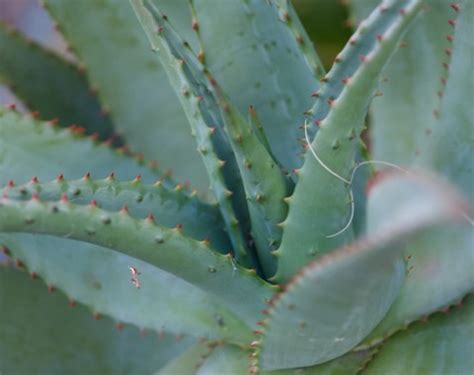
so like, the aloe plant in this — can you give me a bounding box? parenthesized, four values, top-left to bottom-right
(0, 0, 472, 373)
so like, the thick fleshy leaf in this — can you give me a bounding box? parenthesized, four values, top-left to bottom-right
(272, 0, 326, 79)
(197, 345, 249, 375)
(350, 0, 454, 166)
(258, 172, 466, 370)
(0, 24, 117, 141)
(157, 342, 213, 374)
(2, 176, 230, 252)
(131, 0, 252, 265)
(417, 0, 474, 202)
(362, 221, 474, 345)
(263, 349, 376, 375)
(363, 294, 474, 375)
(0, 109, 251, 341)
(0, 196, 276, 328)
(0, 265, 194, 374)
(1, 236, 249, 343)
(0, 107, 165, 184)
(274, 0, 422, 282)
(192, 0, 319, 174)
(43, 0, 209, 190)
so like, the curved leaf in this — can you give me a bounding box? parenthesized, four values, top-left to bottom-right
(43, 0, 209, 189)
(0, 196, 276, 327)
(258, 172, 466, 370)
(0, 265, 194, 374)
(0, 23, 117, 141)
(363, 294, 474, 375)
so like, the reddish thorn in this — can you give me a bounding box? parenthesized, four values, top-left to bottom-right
(69, 299, 76, 308)
(342, 77, 351, 85)
(89, 133, 99, 141)
(83, 172, 91, 180)
(311, 91, 320, 97)
(120, 204, 129, 214)
(48, 118, 59, 126)
(447, 35, 454, 42)
(156, 26, 163, 34)
(448, 19, 456, 26)
(94, 313, 101, 320)
(146, 213, 155, 223)
(56, 173, 64, 182)
(376, 34, 383, 42)
(15, 259, 24, 268)
(192, 19, 199, 31)
(314, 119, 321, 126)
(399, 8, 406, 15)
(450, 3, 460, 12)
(445, 48, 452, 56)
(48, 285, 56, 293)
(31, 176, 39, 184)
(261, 309, 270, 315)
(256, 321, 266, 326)
(90, 199, 98, 207)
(104, 138, 114, 147)
(359, 54, 367, 62)
(116, 322, 124, 330)
(327, 98, 335, 106)
(442, 62, 449, 70)
(7, 180, 14, 188)
(30, 271, 37, 279)
(107, 172, 115, 180)
(441, 77, 447, 85)
(334, 56, 342, 63)
(1, 246, 10, 255)
(253, 330, 264, 335)
(31, 111, 40, 118)
(175, 223, 183, 230)
(60, 193, 69, 203)
(8, 103, 16, 110)
(349, 38, 357, 45)
(133, 175, 141, 183)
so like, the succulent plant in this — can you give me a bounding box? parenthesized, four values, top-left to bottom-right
(0, 0, 472, 373)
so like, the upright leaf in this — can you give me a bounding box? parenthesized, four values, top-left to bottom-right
(192, 0, 320, 173)
(274, 0, 422, 282)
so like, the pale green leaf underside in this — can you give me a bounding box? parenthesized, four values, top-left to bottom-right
(0, 265, 194, 374)
(0, 197, 275, 329)
(363, 222, 474, 345)
(363, 295, 474, 375)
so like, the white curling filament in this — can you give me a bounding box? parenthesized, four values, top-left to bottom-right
(304, 121, 474, 235)
(304, 121, 409, 238)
